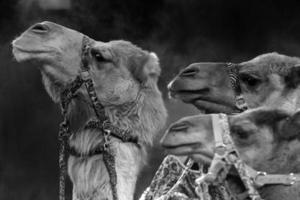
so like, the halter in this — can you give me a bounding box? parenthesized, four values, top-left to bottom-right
(226, 63, 249, 112)
(58, 35, 138, 200)
(195, 113, 300, 200)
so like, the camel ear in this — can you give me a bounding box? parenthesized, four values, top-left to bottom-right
(279, 111, 300, 140)
(143, 52, 161, 79)
(129, 51, 161, 84)
(285, 65, 300, 88)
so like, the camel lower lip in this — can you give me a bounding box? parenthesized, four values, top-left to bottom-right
(192, 99, 239, 113)
(13, 45, 49, 54)
(191, 153, 213, 165)
(163, 144, 196, 155)
(168, 89, 209, 99)
(169, 90, 233, 108)
(164, 144, 213, 164)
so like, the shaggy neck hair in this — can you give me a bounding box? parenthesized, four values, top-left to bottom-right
(66, 83, 167, 200)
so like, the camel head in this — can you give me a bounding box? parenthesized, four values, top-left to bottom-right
(12, 21, 94, 102)
(168, 62, 238, 113)
(83, 40, 161, 106)
(162, 108, 300, 174)
(168, 53, 300, 113)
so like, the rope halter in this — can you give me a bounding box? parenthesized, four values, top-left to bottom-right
(58, 35, 138, 200)
(226, 63, 249, 112)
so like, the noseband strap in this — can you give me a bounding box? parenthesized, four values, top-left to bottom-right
(196, 114, 262, 200)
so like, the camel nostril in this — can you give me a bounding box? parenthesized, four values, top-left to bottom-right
(180, 67, 199, 77)
(30, 23, 49, 34)
(169, 122, 190, 132)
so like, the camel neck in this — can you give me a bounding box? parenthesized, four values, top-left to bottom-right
(68, 88, 167, 200)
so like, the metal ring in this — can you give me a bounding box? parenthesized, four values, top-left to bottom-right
(104, 129, 111, 136)
(103, 143, 109, 150)
(254, 171, 267, 187)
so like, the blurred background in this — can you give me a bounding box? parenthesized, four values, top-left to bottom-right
(2, 0, 300, 199)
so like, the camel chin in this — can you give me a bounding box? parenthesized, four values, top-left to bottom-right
(12, 47, 34, 62)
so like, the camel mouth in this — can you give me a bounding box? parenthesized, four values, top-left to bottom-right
(12, 45, 55, 63)
(169, 89, 238, 113)
(13, 45, 51, 54)
(168, 88, 210, 99)
(191, 152, 213, 165)
(164, 143, 214, 165)
(162, 142, 214, 157)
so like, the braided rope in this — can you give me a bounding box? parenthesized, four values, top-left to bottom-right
(58, 35, 124, 200)
(226, 63, 248, 111)
(196, 114, 262, 200)
(59, 76, 85, 200)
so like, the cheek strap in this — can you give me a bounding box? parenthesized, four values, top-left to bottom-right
(195, 114, 263, 200)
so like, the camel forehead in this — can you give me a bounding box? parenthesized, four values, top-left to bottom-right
(230, 108, 290, 129)
(27, 21, 83, 36)
(92, 40, 147, 59)
(239, 52, 300, 75)
(187, 62, 229, 72)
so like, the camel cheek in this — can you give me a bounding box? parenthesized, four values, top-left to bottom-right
(237, 128, 274, 170)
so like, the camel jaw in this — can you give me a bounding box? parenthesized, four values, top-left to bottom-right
(169, 89, 239, 114)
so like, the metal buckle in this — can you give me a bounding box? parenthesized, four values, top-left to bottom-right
(80, 71, 91, 81)
(289, 173, 296, 185)
(215, 144, 227, 156)
(103, 129, 111, 150)
(195, 173, 210, 185)
(254, 171, 267, 187)
(236, 95, 247, 110)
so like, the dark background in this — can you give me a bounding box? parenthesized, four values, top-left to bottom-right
(2, 0, 300, 199)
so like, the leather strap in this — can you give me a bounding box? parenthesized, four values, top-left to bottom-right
(244, 165, 300, 187)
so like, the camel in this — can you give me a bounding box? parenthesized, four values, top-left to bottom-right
(12, 21, 167, 200)
(162, 108, 300, 200)
(168, 53, 300, 113)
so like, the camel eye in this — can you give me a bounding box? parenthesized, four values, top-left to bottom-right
(90, 49, 108, 62)
(239, 74, 261, 88)
(231, 126, 252, 142)
(234, 129, 249, 140)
